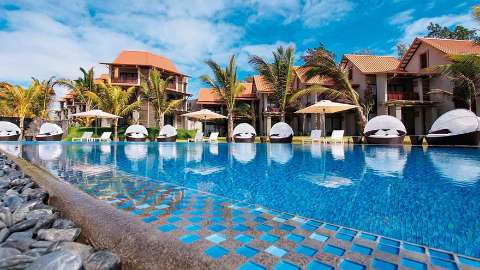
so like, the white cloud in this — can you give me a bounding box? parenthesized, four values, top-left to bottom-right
(389, 9, 415, 25)
(399, 13, 477, 44)
(302, 0, 354, 28)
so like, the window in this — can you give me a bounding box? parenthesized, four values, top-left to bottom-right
(420, 52, 428, 69)
(348, 67, 353, 80)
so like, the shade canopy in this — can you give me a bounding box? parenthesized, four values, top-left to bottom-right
(0, 121, 21, 135)
(181, 109, 227, 120)
(429, 109, 480, 135)
(269, 122, 294, 137)
(39, 123, 63, 135)
(295, 100, 357, 114)
(364, 115, 407, 135)
(233, 123, 256, 136)
(159, 125, 177, 137)
(70, 109, 121, 119)
(125, 125, 148, 136)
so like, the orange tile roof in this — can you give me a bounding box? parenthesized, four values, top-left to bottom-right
(94, 73, 110, 85)
(105, 51, 182, 75)
(253, 75, 273, 93)
(197, 83, 256, 105)
(294, 66, 336, 85)
(399, 38, 480, 69)
(341, 54, 400, 74)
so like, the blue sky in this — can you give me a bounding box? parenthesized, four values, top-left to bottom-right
(0, 0, 478, 100)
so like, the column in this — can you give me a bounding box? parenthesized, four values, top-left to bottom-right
(376, 74, 388, 115)
(415, 78, 423, 102)
(414, 108, 424, 135)
(394, 105, 402, 120)
(266, 116, 272, 136)
(259, 94, 264, 135)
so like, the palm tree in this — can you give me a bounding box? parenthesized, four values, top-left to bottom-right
(200, 55, 244, 140)
(57, 67, 96, 110)
(85, 83, 142, 141)
(430, 54, 480, 110)
(290, 44, 367, 132)
(31, 77, 56, 120)
(141, 68, 184, 128)
(234, 103, 256, 128)
(0, 82, 41, 139)
(249, 46, 295, 122)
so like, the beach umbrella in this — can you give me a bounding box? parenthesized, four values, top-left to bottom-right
(182, 109, 227, 133)
(295, 100, 357, 140)
(70, 110, 121, 135)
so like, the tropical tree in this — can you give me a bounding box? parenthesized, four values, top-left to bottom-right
(234, 103, 256, 128)
(290, 44, 367, 132)
(430, 54, 480, 110)
(0, 82, 41, 139)
(200, 55, 244, 140)
(57, 67, 97, 110)
(141, 68, 184, 128)
(85, 83, 142, 141)
(31, 77, 56, 120)
(249, 46, 295, 122)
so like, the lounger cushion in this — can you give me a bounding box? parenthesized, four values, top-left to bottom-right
(128, 132, 146, 139)
(235, 133, 254, 139)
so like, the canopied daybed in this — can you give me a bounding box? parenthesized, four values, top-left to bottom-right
(157, 125, 177, 142)
(125, 125, 148, 142)
(35, 123, 63, 141)
(364, 115, 406, 145)
(426, 109, 480, 146)
(0, 121, 21, 141)
(233, 123, 256, 143)
(269, 122, 293, 143)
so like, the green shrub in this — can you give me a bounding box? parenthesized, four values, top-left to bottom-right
(177, 128, 197, 139)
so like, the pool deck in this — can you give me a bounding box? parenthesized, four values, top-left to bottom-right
(4, 146, 480, 270)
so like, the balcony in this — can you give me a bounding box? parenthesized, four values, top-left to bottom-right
(388, 91, 419, 101)
(111, 77, 139, 85)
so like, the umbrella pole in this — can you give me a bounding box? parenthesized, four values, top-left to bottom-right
(322, 110, 326, 144)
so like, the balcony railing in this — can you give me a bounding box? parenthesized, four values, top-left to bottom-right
(111, 77, 139, 84)
(388, 92, 419, 101)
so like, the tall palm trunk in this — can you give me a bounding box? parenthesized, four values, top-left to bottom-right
(355, 106, 367, 134)
(19, 116, 25, 141)
(158, 112, 165, 129)
(280, 111, 286, 122)
(113, 118, 119, 141)
(227, 109, 234, 141)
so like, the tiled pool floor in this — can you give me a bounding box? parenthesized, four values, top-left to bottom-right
(62, 168, 480, 270)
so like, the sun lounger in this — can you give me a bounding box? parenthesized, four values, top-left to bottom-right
(72, 132, 93, 142)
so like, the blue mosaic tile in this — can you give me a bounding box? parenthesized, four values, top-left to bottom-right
(360, 233, 377, 241)
(206, 233, 226, 244)
(179, 234, 200, 244)
(274, 261, 301, 270)
(131, 209, 145, 216)
(233, 224, 250, 232)
(324, 244, 345, 256)
(234, 234, 254, 244)
(336, 233, 354, 242)
(273, 217, 287, 223)
(372, 259, 397, 270)
(380, 238, 400, 247)
(142, 216, 158, 223)
(257, 224, 273, 232)
(236, 245, 259, 258)
(401, 258, 427, 270)
(260, 233, 280, 243)
(309, 233, 329, 242)
(233, 216, 246, 223)
(265, 245, 288, 257)
(184, 224, 201, 231)
(188, 216, 202, 223)
(351, 244, 372, 256)
(204, 245, 229, 260)
(324, 224, 339, 231)
(149, 209, 165, 216)
(459, 256, 480, 268)
(302, 223, 319, 231)
(378, 244, 399, 255)
(403, 243, 425, 254)
(431, 258, 458, 270)
(209, 224, 226, 232)
(279, 224, 295, 232)
(429, 249, 454, 261)
(238, 261, 266, 270)
(211, 216, 225, 223)
(254, 216, 268, 223)
(307, 260, 334, 270)
(339, 228, 357, 236)
(166, 216, 182, 223)
(295, 245, 317, 257)
(286, 233, 305, 243)
(158, 224, 176, 232)
(190, 209, 203, 215)
(340, 260, 366, 270)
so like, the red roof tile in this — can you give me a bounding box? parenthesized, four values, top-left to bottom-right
(107, 51, 181, 75)
(341, 54, 400, 73)
(197, 83, 256, 104)
(294, 66, 336, 85)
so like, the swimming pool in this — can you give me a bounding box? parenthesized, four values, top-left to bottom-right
(2, 142, 480, 261)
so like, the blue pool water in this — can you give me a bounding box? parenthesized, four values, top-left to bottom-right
(2, 142, 480, 258)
